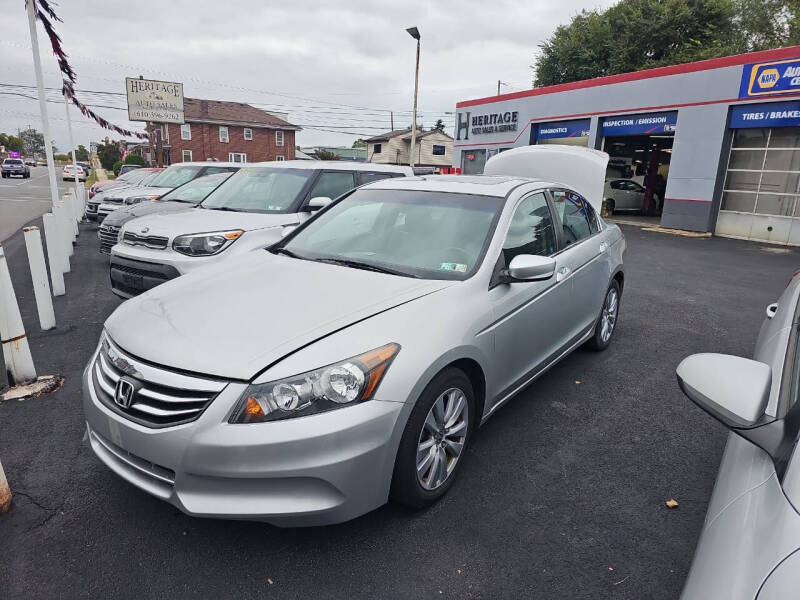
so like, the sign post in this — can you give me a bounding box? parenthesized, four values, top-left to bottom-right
(126, 77, 184, 168)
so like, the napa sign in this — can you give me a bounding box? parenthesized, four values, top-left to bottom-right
(740, 58, 800, 99)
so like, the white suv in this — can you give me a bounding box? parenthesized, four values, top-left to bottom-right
(109, 161, 413, 298)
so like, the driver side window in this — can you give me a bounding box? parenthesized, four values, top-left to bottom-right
(502, 192, 556, 265)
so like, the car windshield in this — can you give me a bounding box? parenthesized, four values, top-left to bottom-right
(117, 169, 151, 184)
(201, 167, 314, 213)
(158, 172, 232, 204)
(136, 172, 163, 187)
(277, 189, 503, 280)
(146, 165, 203, 189)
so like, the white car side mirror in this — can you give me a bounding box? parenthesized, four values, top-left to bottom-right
(307, 196, 332, 211)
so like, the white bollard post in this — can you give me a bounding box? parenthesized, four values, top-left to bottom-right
(0, 246, 37, 386)
(42, 213, 66, 296)
(0, 456, 11, 515)
(53, 201, 73, 270)
(66, 192, 79, 237)
(23, 227, 56, 331)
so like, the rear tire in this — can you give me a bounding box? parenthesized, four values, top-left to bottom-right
(606, 199, 615, 215)
(390, 367, 475, 509)
(586, 279, 621, 351)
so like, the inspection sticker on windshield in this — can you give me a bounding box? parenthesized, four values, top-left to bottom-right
(440, 262, 467, 272)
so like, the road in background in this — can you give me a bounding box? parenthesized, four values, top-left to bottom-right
(0, 166, 69, 242)
(1, 223, 799, 598)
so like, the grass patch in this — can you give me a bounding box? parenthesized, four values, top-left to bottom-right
(85, 170, 98, 188)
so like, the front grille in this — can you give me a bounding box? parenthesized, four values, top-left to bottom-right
(98, 224, 120, 253)
(112, 261, 170, 280)
(104, 197, 124, 205)
(86, 202, 99, 214)
(91, 335, 228, 428)
(122, 231, 168, 250)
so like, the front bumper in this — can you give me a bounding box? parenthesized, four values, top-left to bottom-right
(86, 202, 99, 221)
(109, 245, 222, 297)
(109, 254, 181, 298)
(82, 356, 404, 526)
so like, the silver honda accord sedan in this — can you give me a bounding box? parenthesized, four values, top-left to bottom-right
(82, 147, 625, 526)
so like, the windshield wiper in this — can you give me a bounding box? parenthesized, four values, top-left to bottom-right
(271, 247, 305, 260)
(312, 257, 418, 278)
(206, 206, 244, 212)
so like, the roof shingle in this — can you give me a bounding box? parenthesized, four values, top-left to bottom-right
(183, 98, 299, 130)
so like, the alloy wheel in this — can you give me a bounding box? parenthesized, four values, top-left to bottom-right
(600, 287, 619, 343)
(416, 387, 469, 491)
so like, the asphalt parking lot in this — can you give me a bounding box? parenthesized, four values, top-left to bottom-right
(0, 166, 70, 242)
(1, 219, 799, 599)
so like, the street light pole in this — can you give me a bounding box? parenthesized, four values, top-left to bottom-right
(407, 27, 421, 169)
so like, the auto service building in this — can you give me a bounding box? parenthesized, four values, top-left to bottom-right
(452, 45, 800, 245)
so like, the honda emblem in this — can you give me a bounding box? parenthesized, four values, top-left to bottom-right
(114, 377, 136, 408)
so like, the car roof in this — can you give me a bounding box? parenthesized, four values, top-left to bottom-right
(176, 161, 242, 168)
(360, 174, 556, 197)
(246, 160, 414, 174)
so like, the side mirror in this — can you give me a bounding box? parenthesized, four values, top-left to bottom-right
(676, 353, 771, 428)
(307, 196, 332, 211)
(504, 254, 556, 282)
(280, 225, 297, 238)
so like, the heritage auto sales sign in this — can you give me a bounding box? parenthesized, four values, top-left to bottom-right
(126, 77, 185, 124)
(456, 110, 518, 140)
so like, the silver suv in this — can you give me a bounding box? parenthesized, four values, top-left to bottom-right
(1, 158, 30, 179)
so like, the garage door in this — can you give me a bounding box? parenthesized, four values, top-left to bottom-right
(717, 102, 800, 245)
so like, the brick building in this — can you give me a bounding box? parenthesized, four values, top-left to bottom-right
(155, 98, 300, 165)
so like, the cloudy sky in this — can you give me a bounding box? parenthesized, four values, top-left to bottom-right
(1, 0, 615, 152)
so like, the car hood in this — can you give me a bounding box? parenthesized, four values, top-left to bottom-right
(105, 252, 452, 380)
(121, 207, 299, 238)
(103, 201, 195, 227)
(101, 186, 173, 201)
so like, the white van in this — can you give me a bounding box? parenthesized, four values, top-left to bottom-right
(109, 161, 413, 298)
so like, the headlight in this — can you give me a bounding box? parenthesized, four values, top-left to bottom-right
(172, 230, 243, 256)
(124, 195, 159, 205)
(230, 343, 400, 423)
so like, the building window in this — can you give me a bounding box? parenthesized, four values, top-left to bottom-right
(182, 150, 192, 162)
(161, 125, 169, 143)
(228, 152, 246, 163)
(180, 124, 191, 140)
(432, 144, 446, 156)
(219, 126, 229, 143)
(373, 143, 382, 154)
(244, 128, 253, 141)
(275, 130, 284, 147)
(275, 155, 285, 161)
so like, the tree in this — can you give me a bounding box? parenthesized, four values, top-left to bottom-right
(19, 128, 45, 156)
(315, 149, 339, 160)
(352, 138, 366, 148)
(434, 119, 445, 131)
(75, 144, 89, 161)
(97, 142, 122, 170)
(0, 133, 23, 152)
(533, 0, 799, 87)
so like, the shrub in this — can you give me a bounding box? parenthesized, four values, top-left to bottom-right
(123, 154, 146, 167)
(112, 160, 123, 176)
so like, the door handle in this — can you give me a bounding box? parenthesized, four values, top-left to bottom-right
(599, 241, 609, 253)
(556, 266, 572, 282)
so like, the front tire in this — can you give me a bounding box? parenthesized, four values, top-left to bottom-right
(390, 367, 475, 509)
(586, 279, 621, 351)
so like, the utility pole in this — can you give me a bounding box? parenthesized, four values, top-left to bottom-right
(497, 80, 508, 95)
(406, 26, 421, 169)
(26, 0, 60, 212)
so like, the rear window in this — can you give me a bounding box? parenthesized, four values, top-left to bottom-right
(4, 159, 22, 165)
